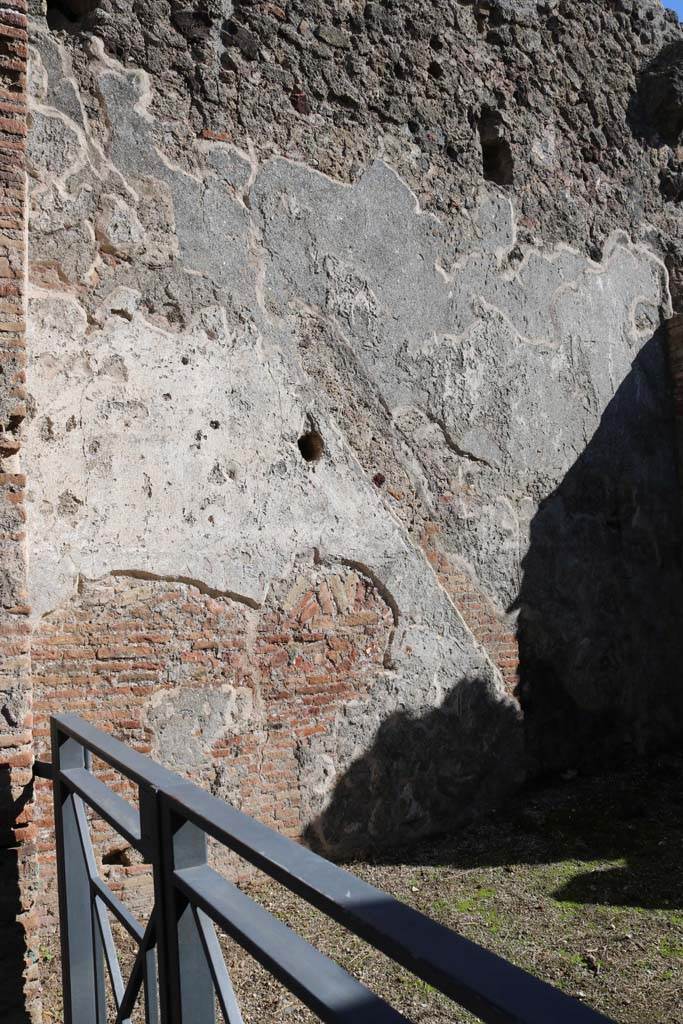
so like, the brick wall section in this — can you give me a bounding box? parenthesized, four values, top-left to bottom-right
(421, 523, 519, 694)
(219, 570, 393, 828)
(32, 569, 393, 923)
(0, 2, 35, 1021)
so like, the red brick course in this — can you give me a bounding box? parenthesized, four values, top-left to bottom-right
(0, 3, 35, 1020)
(32, 568, 393, 922)
(420, 523, 519, 694)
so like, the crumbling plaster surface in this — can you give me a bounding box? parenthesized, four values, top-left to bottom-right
(26, 29, 670, 606)
(38, 0, 683, 289)
(27, 26, 518, 778)
(23, 18, 683, 844)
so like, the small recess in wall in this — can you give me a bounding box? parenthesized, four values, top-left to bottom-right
(298, 428, 325, 463)
(102, 845, 132, 867)
(46, 0, 100, 26)
(478, 107, 514, 186)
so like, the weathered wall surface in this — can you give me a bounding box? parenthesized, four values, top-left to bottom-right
(24, 0, 683, 873)
(22, 0, 683, 920)
(32, 567, 394, 905)
(3, 1, 680, 1014)
(27, 23, 528, 863)
(0, 2, 40, 1021)
(47, 0, 683, 277)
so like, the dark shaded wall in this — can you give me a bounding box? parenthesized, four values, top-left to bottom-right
(517, 328, 683, 771)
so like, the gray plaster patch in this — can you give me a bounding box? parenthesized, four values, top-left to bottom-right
(96, 63, 254, 301)
(250, 158, 668, 606)
(27, 109, 83, 180)
(146, 683, 256, 772)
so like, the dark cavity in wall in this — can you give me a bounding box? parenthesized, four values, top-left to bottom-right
(632, 41, 683, 148)
(298, 429, 325, 463)
(478, 107, 514, 187)
(46, 0, 99, 28)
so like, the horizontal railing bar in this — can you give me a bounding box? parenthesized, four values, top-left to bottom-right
(90, 874, 145, 945)
(165, 787, 614, 1024)
(60, 768, 142, 850)
(54, 715, 182, 791)
(175, 864, 411, 1024)
(52, 715, 616, 1024)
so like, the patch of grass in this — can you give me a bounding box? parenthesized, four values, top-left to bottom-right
(559, 950, 585, 966)
(659, 937, 683, 960)
(453, 892, 494, 913)
(399, 974, 439, 996)
(482, 907, 502, 934)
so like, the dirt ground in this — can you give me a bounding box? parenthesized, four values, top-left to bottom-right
(39, 755, 683, 1023)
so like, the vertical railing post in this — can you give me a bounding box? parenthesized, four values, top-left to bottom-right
(162, 792, 215, 1024)
(139, 784, 165, 1024)
(51, 721, 106, 1024)
(141, 785, 215, 1024)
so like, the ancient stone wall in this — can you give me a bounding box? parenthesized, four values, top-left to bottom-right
(0, 1, 682, 1017)
(26, 16, 532, 878)
(0, 2, 39, 1021)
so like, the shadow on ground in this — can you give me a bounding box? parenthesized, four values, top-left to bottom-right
(364, 751, 683, 916)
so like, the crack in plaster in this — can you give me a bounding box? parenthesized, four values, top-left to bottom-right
(108, 570, 262, 609)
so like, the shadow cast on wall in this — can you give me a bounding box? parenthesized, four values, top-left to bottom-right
(627, 39, 683, 147)
(308, 328, 683, 857)
(304, 676, 524, 859)
(627, 40, 683, 203)
(517, 327, 683, 773)
(0, 766, 32, 1024)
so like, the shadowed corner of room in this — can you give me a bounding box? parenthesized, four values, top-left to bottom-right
(514, 326, 683, 773)
(305, 323, 683, 907)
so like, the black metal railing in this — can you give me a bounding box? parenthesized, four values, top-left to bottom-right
(48, 713, 616, 1024)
